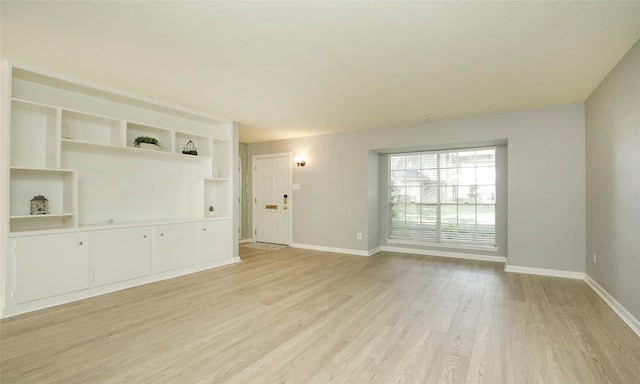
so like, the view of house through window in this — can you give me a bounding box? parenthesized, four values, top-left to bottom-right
(389, 147, 496, 246)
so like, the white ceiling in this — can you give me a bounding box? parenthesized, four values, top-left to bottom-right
(1, 1, 639, 143)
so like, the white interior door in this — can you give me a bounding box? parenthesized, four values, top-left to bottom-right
(253, 154, 291, 245)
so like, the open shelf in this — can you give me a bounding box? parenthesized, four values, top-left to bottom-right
(204, 178, 230, 218)
(211, 139, 230, 179)
(9, 215, 77, 233)
(61, 138, 212, 161)
(175, 132, 212, 158)
(9, 167, 78, 232)
(4, 62, 233, 234)
(10, 99, 60, 169)
(62, 110, 125, 146)
(10, 213, 76, 219)
(126, 122, 174, 153)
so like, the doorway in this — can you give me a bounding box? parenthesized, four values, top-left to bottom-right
(252, 153, 292, 245)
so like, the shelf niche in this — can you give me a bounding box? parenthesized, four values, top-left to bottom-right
(175, 132, 212, 158)
(9, 168, 78, 232)
(204, 178, 230, 219)
(126, 122, 173, 153)
(10, 100, 60, 169)
(62, 110, 125, 146)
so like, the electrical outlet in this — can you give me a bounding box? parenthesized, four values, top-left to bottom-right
(593, 253, 597, 263)
(356, 232, 362, 240)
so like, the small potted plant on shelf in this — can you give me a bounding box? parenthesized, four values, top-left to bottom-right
(208, 205, 215, 217)
(133, 136, 160, 150)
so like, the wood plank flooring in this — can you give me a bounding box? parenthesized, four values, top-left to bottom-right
(1, 247, 639, 383)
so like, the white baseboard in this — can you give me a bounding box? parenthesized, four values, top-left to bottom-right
(238, 239, 253, 244)
(585, 274, 640, 337)
(380, 245, 506, 263)
(504, 265, 585, 279)
(291, 243, 372, 256)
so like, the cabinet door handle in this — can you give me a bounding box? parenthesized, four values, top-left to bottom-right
(203, 228, 207, 231)
(143, 235, 147, 238)
(78, 241, 83, 246)
(160, 233, 164, 237)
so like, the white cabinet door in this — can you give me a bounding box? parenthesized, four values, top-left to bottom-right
(154, 223, 197, 273)
(198, 220, 232, 263)
(92, 227, 152, 287)
(13, 232, 89, 304)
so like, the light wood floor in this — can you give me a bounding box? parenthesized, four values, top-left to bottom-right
(1, 247, 639, 384)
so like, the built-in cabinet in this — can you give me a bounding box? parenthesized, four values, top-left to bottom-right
(1, 61, 239, 318)
(12, 232, 90, 304)
(92, 227, 152, 287)
(154, 223, 197, 274)
(198, 220, 233, 263)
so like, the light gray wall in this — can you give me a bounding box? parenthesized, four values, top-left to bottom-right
(249, 134, 370, 249)
(247, 103, 586, 272)
(585, 40, 640, 320)
(506, 106, 586, 271)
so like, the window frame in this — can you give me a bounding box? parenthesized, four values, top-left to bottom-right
(387, 146, 497, 249)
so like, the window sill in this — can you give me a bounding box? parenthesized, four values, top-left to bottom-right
(386, 238, 500, 253)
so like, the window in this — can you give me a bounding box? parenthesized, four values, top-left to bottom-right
(388, 147, 496, 246)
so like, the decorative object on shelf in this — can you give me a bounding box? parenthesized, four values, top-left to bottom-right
(182, 140, 198, 156)
(30, 195, 49, 215)
(133, 136, 160, 151)
(208, 205, 215, 217)
(294, 156, 306, 167)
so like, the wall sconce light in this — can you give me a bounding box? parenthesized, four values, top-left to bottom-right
(294, 156, 306, 167)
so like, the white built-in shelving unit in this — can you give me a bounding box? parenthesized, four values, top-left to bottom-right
(1, 61, 239, 318)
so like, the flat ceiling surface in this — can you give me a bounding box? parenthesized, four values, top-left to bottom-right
(2, 1, 639, 143)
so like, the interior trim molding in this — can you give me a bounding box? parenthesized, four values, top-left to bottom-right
(386, 239, 499, 253)
(291, 243, 370, 257)
(380, 246, 506, 263)
(504, 265, 585, 279)
(585, 274, 640, 337)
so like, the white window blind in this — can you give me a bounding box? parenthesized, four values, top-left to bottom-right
(389, 147, 496, 246)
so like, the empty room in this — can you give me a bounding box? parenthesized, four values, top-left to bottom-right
(1, 1, 639, 383)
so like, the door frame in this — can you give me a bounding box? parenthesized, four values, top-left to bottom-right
(238, 156, 243, 240)
(251, 152, 293, 245)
